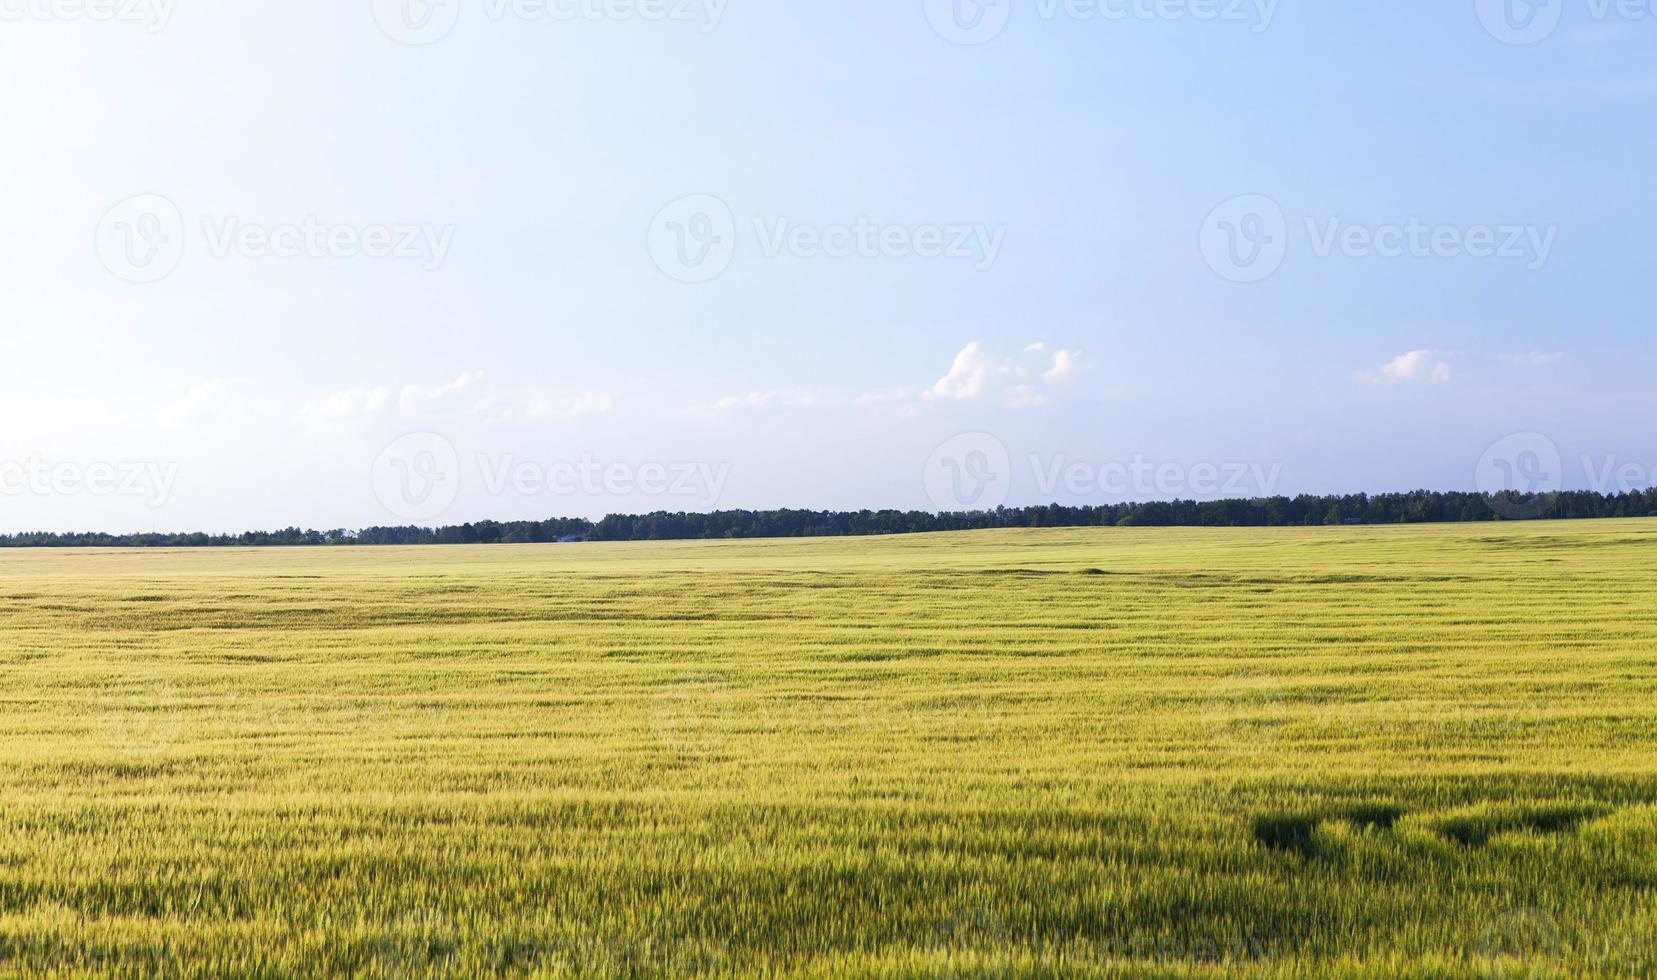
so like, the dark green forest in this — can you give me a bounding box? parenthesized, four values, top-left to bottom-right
(2, 489, 1653, 547)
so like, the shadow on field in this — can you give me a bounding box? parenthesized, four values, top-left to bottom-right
(1430, 804, 1609, 848)
(1250, 805, 1408, 859)
(1251, 799, 1615, 859)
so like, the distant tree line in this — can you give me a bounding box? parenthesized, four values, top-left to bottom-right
(2, 489, 1654, 548)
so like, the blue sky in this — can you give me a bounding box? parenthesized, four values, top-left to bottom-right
(1, 0, 1652, 531)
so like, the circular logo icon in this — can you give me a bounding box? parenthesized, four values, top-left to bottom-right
(1473, 907, 1562, 966)
(1200, 672, 1289, 758)
(96, 194, 185, 284)
(930, 907, 1010, 956)
(1475, 0, 1564, 45)
(648, 673, 729, 756)
(98, 676, 184, 755)
(1476, 432, 1562, 520)
(370, 0, 462, 45)
(923, 0, 1012, 45)
(648, 194, 736, 283)
(368, 909, 461, 978)
(1201, 194, 1287, 284)
(372, 432, 461, 524)
(924, 432, 1012, 512)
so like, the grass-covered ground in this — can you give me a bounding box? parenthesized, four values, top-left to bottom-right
(0, 521, 1653, 977)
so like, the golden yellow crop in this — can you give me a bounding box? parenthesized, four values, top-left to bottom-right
(0, 522, 1652, 977)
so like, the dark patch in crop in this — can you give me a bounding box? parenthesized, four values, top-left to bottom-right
(1339, 804, 1405, 832)
(1432, 804, 1607, 848)
(1078, 568, 1110, 576)
(1477, 535, 1648, 551)
(1250, 814, 1322, 858)
(1252, 805, 1406, 857)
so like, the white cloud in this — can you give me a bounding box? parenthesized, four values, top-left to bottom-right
(1361, 349, 1568, 386)
(306, 371, 484, 420)
(928, 341, 1005, 400)
(709, 388, 819, 413)
(1365, 350, 1454, 386)
(304, 371, 608, 424)
(854, 389, 911, 407)
(1002, 384, 1048, 409)
(159, 380, 234, 423)
(927, 341, 1091, 401)
(306, 385, 393, 419)
(1499, 351, 1566, 367)
(397, 370, 483, 415)
(474, 389, 614, 423)
(1042, 349, 1090, 385)
(700, 341, 1094, 417)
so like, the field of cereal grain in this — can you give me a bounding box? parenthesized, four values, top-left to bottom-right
(0, 521, 1653, 976)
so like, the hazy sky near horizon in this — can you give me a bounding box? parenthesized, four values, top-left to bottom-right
(1, 0, 1653, 532)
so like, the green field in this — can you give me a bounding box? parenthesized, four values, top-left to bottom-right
(1, 521, 1654, 977)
